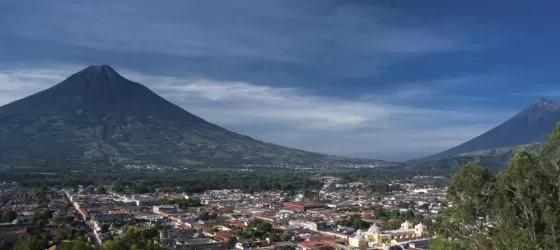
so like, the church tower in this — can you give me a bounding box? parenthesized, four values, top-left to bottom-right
(415, 223, 426, 236)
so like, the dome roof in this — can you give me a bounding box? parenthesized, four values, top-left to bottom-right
(367, 223, 379, 233)
(352, 229, 366, 240)
(415, 222, 426, 229)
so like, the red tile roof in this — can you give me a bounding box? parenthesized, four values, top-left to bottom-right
(0, 226, 29, 240)
(228, 221, 246, 228)
(298, 242, 332, 250)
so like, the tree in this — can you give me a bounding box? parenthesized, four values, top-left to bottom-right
(268, 233, 281, 242)
(54, 227, 65, 243)
(352, 218, 370, 229)
(209, 212, 218, 220)
(249, 219, 273, 232)
(433, 163, 493, 250)
(337, 215, 370, 229)
(408, 200, 415, 208)
(101, 227, 167, 250)
(0, 241, 14, 250)
(398, 202, 410, 209)
(198, 212, 210, 221)
(372, 208, 387, 219)
(112, 181, 125, 193)
(430, 237, 463, 250)
(419, 203, 430, 210)
(434, 123, 560, 250)
(56, 237, 98, 250)
(93, 186, 107, 194)
(1, 210, 17, 223)
(101, 224, 110, 233)
(486, 124, 560, 249)
(227, 236, 237, 246)
(13, 235, 49, 250)
(489, 150, 559, 250)
(276, 246, 295, 250)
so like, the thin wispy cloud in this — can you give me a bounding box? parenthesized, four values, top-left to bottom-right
(362, 76, 506, 105)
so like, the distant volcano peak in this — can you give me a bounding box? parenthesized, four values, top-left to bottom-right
(531, 98, 560, 112)
(536, 97, 556, 105)
(420, 98, 560, 162)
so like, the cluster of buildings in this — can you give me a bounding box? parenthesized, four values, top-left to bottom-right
(0, 175, 447, 250)
(0, 182, 19, 206)
(0, 187, 76, 245)
(239, 162, 393, 169)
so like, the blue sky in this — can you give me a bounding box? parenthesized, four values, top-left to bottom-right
(0, 0, 557, 161)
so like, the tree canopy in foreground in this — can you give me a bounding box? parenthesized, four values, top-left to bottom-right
(433, 123, 560, 250)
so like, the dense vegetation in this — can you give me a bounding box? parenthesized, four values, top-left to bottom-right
(237, 219, 285, 246)
(12, 228, 165, 250)
(153, 198, 202, 209)
(337, 215, 370, 229)
(0, 165, 448, 194)
(0, 169, 323, 194)
(433, 123, 560, 249)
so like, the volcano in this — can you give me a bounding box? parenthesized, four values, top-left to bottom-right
(0, 65, 378, 167)
(421, 98, 560, 161)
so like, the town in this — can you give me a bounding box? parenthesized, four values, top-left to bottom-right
(0, 175, 446, 250)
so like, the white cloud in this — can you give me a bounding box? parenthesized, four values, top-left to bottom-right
(0, 67, 71, 104)
(0, 66, 515, 160)
(151, 80, 383, 128)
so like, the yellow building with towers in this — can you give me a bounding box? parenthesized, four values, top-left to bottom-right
(348, 220, 427, 248)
